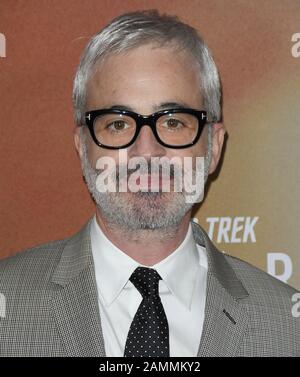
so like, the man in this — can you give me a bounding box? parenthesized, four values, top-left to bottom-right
(0, 10, 299, 357)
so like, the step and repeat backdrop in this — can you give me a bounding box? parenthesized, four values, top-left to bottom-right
(0, 0, 299, 290)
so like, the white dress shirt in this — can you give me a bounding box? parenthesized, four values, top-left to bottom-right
(90, 215, 208, 357)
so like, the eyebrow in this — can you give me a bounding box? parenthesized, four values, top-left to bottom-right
(108, 101, 192, 113)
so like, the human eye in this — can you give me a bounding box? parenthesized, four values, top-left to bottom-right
(161, 116, 186, 131)
(107, 119, 130, 132)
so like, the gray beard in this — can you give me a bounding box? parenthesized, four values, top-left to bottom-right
(79, 128, 212, 237)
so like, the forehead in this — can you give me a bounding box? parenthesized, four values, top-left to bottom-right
(86, 44, 203, 112)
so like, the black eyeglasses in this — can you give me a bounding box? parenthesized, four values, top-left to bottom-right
(84, 108, 208, 149)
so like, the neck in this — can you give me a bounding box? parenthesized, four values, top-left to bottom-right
(95, 208, 191, 266)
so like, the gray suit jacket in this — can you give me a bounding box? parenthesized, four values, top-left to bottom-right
(0, 217, 299, 356)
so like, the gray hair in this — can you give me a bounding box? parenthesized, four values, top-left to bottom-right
(72, 9, 222, 126)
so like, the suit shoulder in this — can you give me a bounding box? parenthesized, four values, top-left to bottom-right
(0, 237, 69, 284)
(224, 253, 298, 297)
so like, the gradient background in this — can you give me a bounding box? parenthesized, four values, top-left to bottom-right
(0, 0, 299, 290)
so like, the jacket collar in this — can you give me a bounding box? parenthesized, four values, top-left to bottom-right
(51, 217, 105, 356)
(191, 221, 248, 300)
(51, 217, 249, 356)
(51, 218, 94, 286)
(52, 218, 248, 298)
(191, 221, 249, 356)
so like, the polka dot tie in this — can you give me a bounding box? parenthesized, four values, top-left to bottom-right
(124, 266, 170, 357)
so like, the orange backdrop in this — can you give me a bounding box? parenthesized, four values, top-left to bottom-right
(0, 0, 299, 290)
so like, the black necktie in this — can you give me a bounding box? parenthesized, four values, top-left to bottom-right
(124, 266, 170, 357)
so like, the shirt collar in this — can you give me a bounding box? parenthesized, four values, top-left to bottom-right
(90, 215, 204, 310)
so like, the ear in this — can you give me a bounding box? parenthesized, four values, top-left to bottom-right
(208, 122, 226, 174)
(73, 126, 84, 159)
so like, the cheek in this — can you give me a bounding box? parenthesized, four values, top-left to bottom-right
(167, 126, 209, 161)
(165, 137, 206, 160)
(194, 126, 209, 155)
(86, 139, 97, 167)
(86, 139, 108, 168)
(166, 143, 207, 163)
(86, 140, 122, 170)
(195, 140, 207, 156)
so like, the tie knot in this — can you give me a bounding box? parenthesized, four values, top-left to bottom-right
(129, 267, 162, 298)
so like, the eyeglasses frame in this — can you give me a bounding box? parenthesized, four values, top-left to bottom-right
(84, 108, 209, 149)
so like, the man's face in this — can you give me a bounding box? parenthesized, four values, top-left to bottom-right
(74, 44, 224, 231)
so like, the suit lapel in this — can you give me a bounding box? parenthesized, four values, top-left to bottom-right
(197, 273, 249, 356)
(192, 222, 249, 356)
(51, 218, 106, 357)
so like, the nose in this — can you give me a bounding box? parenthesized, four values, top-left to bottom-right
(128, 124, 166, 159)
